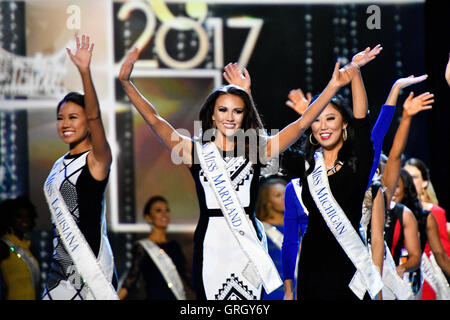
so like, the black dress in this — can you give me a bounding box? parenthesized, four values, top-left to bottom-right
(121, 240, 188, 300)
(290, 117, 374, 300)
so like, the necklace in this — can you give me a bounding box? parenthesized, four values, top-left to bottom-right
(327, 160, 344, 174)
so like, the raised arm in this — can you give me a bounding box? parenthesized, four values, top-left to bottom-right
(367, 74, 429, 189)
(66, 35, 111, 180)
(350, 45, 383, 118)
(382, 91, 434, 202)
(119, 48, 192, 166)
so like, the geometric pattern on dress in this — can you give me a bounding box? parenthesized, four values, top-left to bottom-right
(215, 273, 257, 300)
(200, 155, 253, 192)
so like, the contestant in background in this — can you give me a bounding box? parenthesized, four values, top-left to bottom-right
(379, 86, 450, 299)
(118, 196, 191, 300)
(119, 44, 356, 300)
(0, 197, 40, 300)
(255, 176, 288, 300)
(42, 35, 117, 300)
(404, 158, 450, 300)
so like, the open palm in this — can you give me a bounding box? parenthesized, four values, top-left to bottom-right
(223, 62, 251, 93)
(352, 44, 382, 68)
(403, 91, 434, 117)
(394, 74, 428, 89)
(285, 89, 312, 115)
(66, 35, 94, 71)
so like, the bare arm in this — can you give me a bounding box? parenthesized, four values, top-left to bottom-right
(350, 45, 383, 118)
(371, 189, 385, 277)
(426, 214, 450, 276)
(119, 48, 192, 166)
(67, 35, 112, 180)
(382, 91, 434, 202)
(397, 207, 421, 277)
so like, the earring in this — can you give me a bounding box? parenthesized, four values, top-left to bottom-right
(342, 128, 348, 141)
(309, 133, 319, 146)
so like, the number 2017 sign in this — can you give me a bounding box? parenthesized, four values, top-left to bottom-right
(114, 0, 263, 70)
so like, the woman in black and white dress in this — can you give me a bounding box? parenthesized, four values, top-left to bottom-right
(119, 47, 356, 300)
(42, 35, 117, 300)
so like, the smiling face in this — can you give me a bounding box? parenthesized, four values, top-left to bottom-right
(311, 103, 348, 150)
(211, 93, 245, 138)
(57, 101, 90, 148)
(145, 200, 171, 230)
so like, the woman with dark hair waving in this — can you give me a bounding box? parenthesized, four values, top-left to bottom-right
(42, 35, 117, 300)
(282, 46, 384, 300)
(119, 45, 358, 300)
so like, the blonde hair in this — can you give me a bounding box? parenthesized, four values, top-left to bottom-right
(423, 180, 439, 205)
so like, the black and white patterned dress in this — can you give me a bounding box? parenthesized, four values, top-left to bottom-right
(189, 142, 265, 300)
(42, 151, 114, 300)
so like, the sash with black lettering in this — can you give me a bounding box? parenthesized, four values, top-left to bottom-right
(306, 152, 383, 299)
(43, 154, 118, 300)
(138, 239, 186, 300)
(195, 141, 282, 294)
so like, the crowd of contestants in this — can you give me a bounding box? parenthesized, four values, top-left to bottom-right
(0, 34, 449, 300)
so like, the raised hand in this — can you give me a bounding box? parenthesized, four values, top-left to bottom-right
(402, 91, 434, 117)
(330, 60, 357, 88)
(285, 89, 312, 116)
(66, 34, 94, 72)
(119, 47, 141, 82)
(352, 44, 383, 68)
(223, 62, 251, 93)
(393, 74, 428, 90)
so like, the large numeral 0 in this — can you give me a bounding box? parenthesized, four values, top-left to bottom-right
(155, 17, 209, 69)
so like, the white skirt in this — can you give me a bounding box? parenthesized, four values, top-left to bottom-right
(202, 216, 265, 300)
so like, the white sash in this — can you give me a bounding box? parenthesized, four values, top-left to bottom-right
(306, 152, 383, 299)
(380, 242, 414, 300)
(421, 252, 450, 300)
(43, 154, 118, 300)
(195, 141, 282, 294)
(262, 222, 283, 250)
(138, 239, 186, 300)
(360, 186, 413, 300)
(1, 236, 40, 292)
